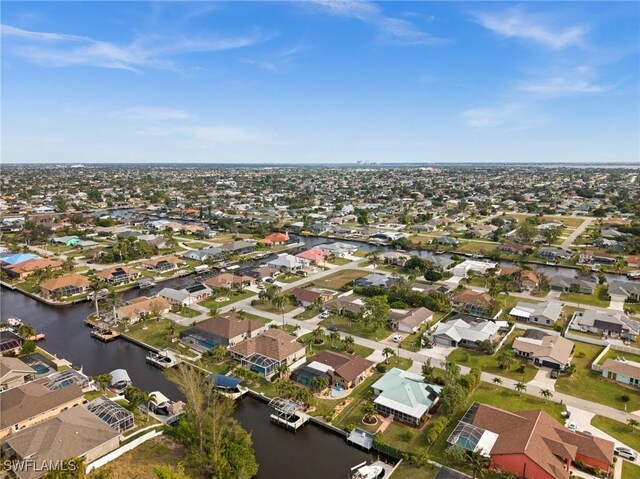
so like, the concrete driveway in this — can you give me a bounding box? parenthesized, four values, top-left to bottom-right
(528, 368, 558, 391)
(419, 344, 456, 363)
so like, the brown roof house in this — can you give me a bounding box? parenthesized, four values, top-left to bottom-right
(1, 406, 120, 479)
(292, 350, 374, 390)
(447, 403, 614, 479)
(290, 287, 334, 308)
(3, 259, 62, 279)
(139, 255, 184, 272)
(0, 379, 85, 439)
(601, 358, 640, 389)
(39, 273, 91, 299)
(115, 296, 170, 323)
(451, 290, 493, 317)
(512, 330, 574, 370)
(96, 265, 141, 285)
(0, 357, 36, 392)
(229, 329, 306, 379)
(390, 307, 434, 334)
(180, 314, 268, 351)
(204, 273, 255, 290)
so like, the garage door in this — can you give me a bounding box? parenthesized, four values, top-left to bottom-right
(541, 360, 560, 370)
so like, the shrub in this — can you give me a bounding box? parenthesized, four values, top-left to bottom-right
(376, 363, 387, 373)
(425, 416, 449, 445)
(620, 394, 630, 402)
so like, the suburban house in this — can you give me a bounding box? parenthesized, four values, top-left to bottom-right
(267, 253, 310, 272)
(600, 358, 640, 388)
(290, 287, 334, 307)
(509, 301, 563, 327)
(182, 247, 222, 262)
(501, 243, 533, 255)
(451, 260, 497, 278)
(229, 328, 306, 378)
(0, 358, 36, 392)
(1, 406, 121, 479)
(0, 253, 39, 266)
(608, 280, 640, 303)
(96, 265, 141, 285)
(512, 329, 574, 370)
(570, 310, 639, 341)
(411, 283, 452, 296)
(429, 316, 501, 348)
(579, 250, 616, 265)
(220, 240, 254, 255)
(549, 276, 597, 294)
(115, 296, 170, 322)
(371, 368, 442, 426)
(158, 284, 212, 306)
(3, 258, 63, 279)
(434, 236, 459, 246)
(390, 307, 434, 333)
(538, 247, 573, 261)
(39, 273, 91, 299)
(0, 379, 85, 439)
(316, 242, 358, 257)
(451, 290, 493, 316)
(354, 273, 395, 288)
(380, 251, 411, 266)
(260, 232, 290, 246)
(139, 255, 184, 272)
(447, 403, 614, 479)
(323, 296, 366, 316)
(50, 235, 81, 246)
(180, 314, 268, 350)
(291, 350, 374, 390)
(296, 248, 330, 264)
(519, 270, 542, 291)
(204, 273, 255, 290)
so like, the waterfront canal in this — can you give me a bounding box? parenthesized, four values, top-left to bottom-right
(0, 287, 373, 478)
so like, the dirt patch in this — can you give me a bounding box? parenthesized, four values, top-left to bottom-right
(105, 436, 188, 479)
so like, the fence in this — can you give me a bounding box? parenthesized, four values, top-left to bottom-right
(564, 331, 609, 346)
(591, 343, 640, 372)
(86, 428, 163, 473)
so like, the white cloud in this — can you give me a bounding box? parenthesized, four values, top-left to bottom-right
(139, 125, 269, 145)
(122, 107, 192, 121)
(1, 24, 271, 71)
(462, 103, 524, 128)
(307, 0, 442, 45)
(519, 77, 616, 97)
(473, 6, 588, 49)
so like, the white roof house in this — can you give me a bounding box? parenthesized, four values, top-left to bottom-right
(267, 253, 310, 272)
(430, 318, 500, 346)
(509, 301, 563, 325)
(451, 260, 497, 278)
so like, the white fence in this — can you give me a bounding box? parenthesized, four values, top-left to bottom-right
(591, 343, 640, 372)
(86, 429, 163, 474)
(564, 332, 609, 346)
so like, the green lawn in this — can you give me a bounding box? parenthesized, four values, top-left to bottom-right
(623, 461, 640, 479)
(301, 331, 374, 358)
(380, 355, 413, 371)
(294, 305, 321, 320)
(390, 463, 439, 479)
(591, 415, 640, 451)
(170, 305, 200, 318)
(329, 257, 352, 266)
(447, 330, 538, 382)
(185, 241, 209, 249)
(559, 285, 610, 308)
(332, 373, 382, 432)
(320, 314, 392, 341)
(199, 290, 256, 310)
(311, 269, 368, 290)
(555, 342, 640, 411)
(251, 299, 298, 314)
(456, 241, 501, 255)
(597, 348, 640, 365)
(400, 312, 448, 352)
(114, 318, 186, 351)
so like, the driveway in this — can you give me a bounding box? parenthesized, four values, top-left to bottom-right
(418, 344, 455, 363)
(528, 368, 557, 391)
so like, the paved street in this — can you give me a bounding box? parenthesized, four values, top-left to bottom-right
(561, 217, 594, 249)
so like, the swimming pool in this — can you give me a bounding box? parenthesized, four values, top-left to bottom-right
(31, 363, 50, 375)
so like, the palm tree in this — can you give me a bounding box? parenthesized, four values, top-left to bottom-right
(271, 293, 288, 325)
(310, 327, 324, 352)
(469, 450, 491, 479)
(274, 362, 290, 382)
(514, 381, 527, 395)
(106, 286, 122, 322)
(329, 330, 341, 349)
(382, 347, 395, 364)
(18, 323, 36, 340)
(94, 373, 112, 393)
(577, 264, 591, 277)
(498, 350, 518, 371)
(362, 402, 377, 422)
(212, 345, 227, 362)
(492, 377, 503, 386)
(343, 335, 355, 353)
(539, 388, 553, 402)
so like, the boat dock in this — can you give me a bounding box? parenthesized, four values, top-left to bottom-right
(347, 428, 375, 451)
(90, 323, 121, 342)
(146, 348, 181, 369)
(268, 397, 310, 431)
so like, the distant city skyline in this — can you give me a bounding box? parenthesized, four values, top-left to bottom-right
(2, 1, 638, 164)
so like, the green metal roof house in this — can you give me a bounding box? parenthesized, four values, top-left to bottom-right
(371, 368, 442, 426)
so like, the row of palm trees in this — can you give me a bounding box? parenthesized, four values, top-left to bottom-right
(91, 373, 157, 422)
(491, 376, 553, 401)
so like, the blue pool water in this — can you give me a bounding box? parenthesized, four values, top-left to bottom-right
(32, 363, 50, 375)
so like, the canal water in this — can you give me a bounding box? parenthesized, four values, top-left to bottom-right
(0, 287, 372, 478)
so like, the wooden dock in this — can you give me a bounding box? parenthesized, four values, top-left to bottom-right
(90, 328, 121, 342)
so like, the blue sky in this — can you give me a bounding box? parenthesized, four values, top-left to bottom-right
(2, 1, 638, 164)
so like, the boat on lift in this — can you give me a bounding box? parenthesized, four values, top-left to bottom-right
(349, 462, 384, 479)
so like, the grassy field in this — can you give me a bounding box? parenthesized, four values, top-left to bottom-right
(559, 285, 610, 308)
(623, 461, 640, 479)
(447, 330, 539, 382)
(508, 214, 586, 228)
(251, 299, 298, 314)
(199, 290, 256, 310)
(311, 269, 368, 290)
(456, 241, 501, 255)
(300, 331, 374, 358)
(106, 436, 187, 479)
(320, 314, 392, 341)
(185, 241, 209, 249)
(294, 305, 321, 320)
(555, 342, 640, 411)
(329, 257, 352, 266)
(390, 463, 439, 479)
(591, 415, 640, 451)
(115, 318, 187, 349)
(170, 305, 200, 318)
(597, 348, 640, 365)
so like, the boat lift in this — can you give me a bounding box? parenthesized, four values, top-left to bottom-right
(268, 397, 309, 431)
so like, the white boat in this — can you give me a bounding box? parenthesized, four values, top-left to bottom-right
(349, 462, 383, 479)
(6, 317, 23, 328)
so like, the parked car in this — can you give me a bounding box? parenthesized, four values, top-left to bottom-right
(550, 369, 559, 379)
(327, 325, 339, 332)
(257, 284, 265, 290)
(320, 311, 330, 319)
(392, 334, 403, 343)
(567, 422, 577, 432)
(295, 270, 308, 277)
(614, 447, 638, 461)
